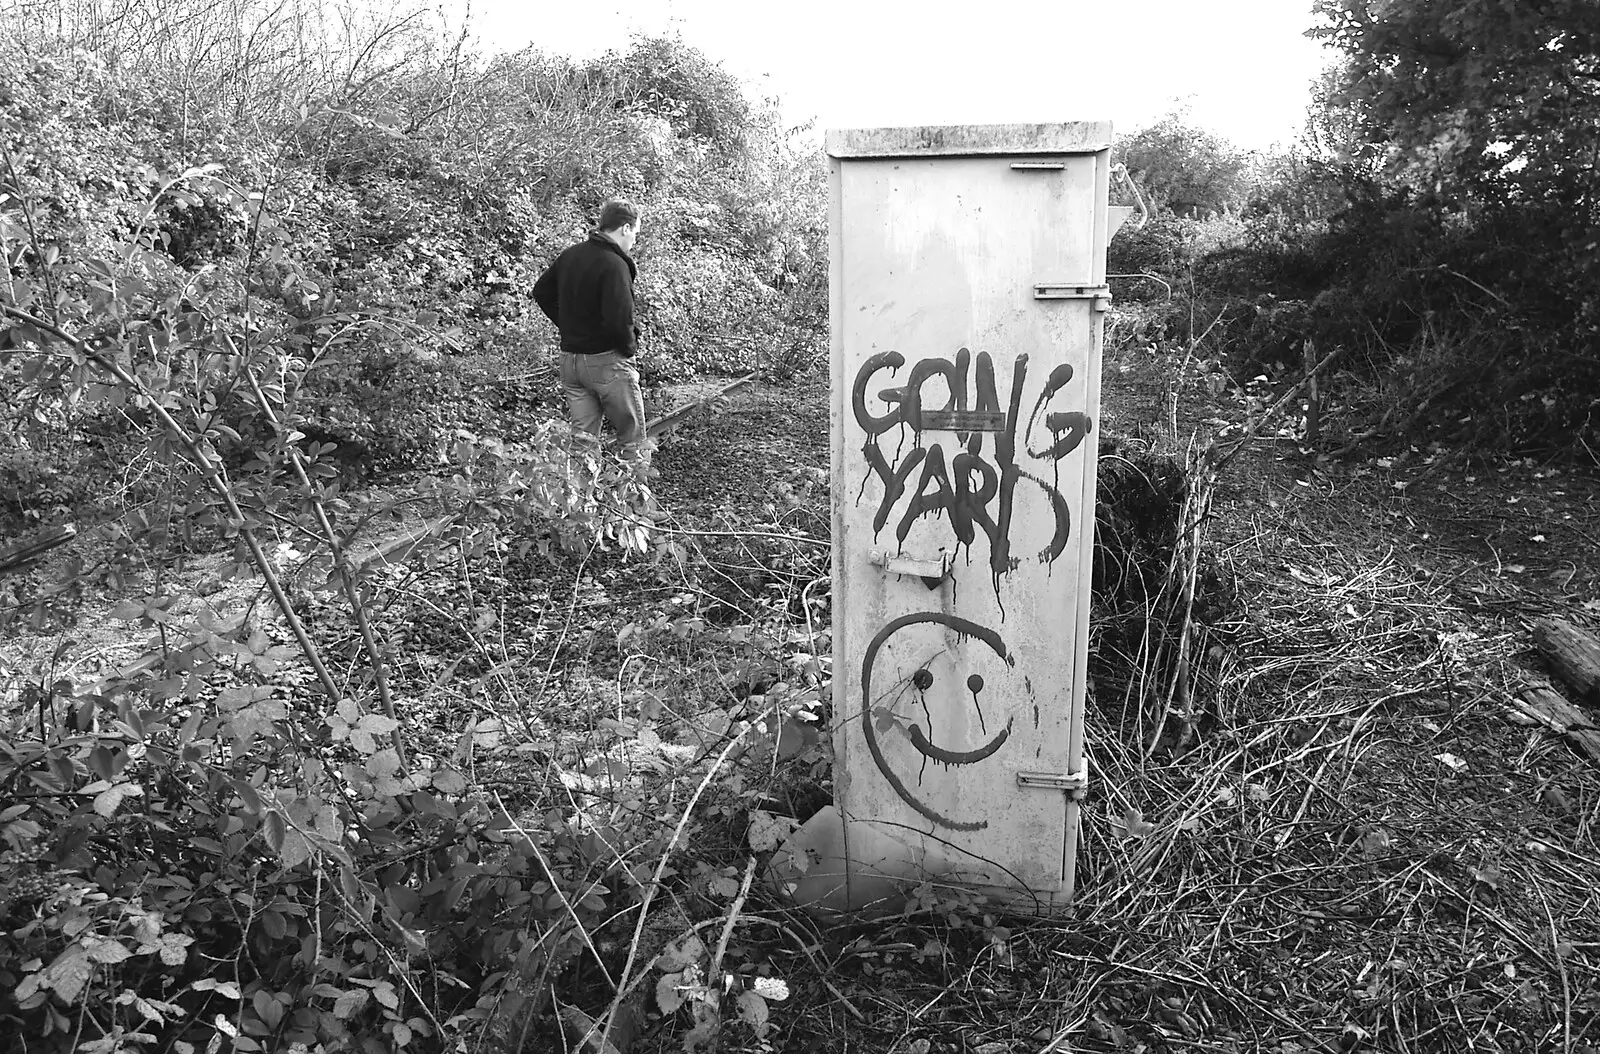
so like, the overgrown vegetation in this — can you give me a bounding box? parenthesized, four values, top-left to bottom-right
(1109, 1, 1600, 458)
(4, 0, 1600, 1052)
(0, 0, 826, 534)
(0, 3, 830, 1051)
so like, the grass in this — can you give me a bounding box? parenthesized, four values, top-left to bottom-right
(618, 340, 1600, 1053)
(4, 338, 1598, 1054)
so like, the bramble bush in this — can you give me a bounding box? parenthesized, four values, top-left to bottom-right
(1, 12, 837, 1047)
(0, 7, 829, 537)
(1109, 8, 1600, 455)
(1, 108, 826, 1052)
(1109, 129, 1599, 453)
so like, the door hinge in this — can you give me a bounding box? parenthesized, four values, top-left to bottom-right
(1016, 763, 1090, 800)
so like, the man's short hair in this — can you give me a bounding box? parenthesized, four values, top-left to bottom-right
(598, 199, 640, 231)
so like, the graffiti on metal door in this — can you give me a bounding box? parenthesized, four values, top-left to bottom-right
(860, 611, 1039, 831)
(852, 347, 1094, 593)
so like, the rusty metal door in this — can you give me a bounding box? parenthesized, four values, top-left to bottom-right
(828, 124, 1110, 906)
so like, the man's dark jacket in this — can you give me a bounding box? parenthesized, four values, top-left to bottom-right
(532, 232, 639, 356)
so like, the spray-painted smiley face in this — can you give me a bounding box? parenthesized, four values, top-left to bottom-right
(861, 612, 1025, 832)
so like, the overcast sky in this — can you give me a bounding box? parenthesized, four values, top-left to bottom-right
(445, 0, 1334, 152)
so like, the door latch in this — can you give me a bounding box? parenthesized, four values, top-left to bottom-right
(1034, 283, 1112, 312)
(870, 549, 953, 588)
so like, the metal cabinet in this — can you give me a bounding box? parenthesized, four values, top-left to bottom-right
(827, 123, 1111, 908)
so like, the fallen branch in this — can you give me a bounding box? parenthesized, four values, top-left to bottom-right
(645, 373, 759, 438)
(0, 523, 76, 577)
(1506, 675, 1600, 767)
(1533, 618, 1600, 705)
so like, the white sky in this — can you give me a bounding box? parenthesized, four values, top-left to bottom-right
(447, 0, 1334, 152)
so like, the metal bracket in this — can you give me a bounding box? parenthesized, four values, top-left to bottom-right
(1016, 763, 1090, 801)
(1034, 283, 1112, 312)
(918, 409, 1008, 433)
(870, 549, 953, 582)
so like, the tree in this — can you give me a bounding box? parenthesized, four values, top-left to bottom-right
(602, 34, 751, 154)
(1114, 109, 1251, 217)
(1310, 0, 1600, 210)
(1295, 0, 1600, 451)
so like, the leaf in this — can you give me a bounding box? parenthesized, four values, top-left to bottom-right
(93, 782, 142, 817)
(751, 976, 789, 1001)
(89, 746, 116, 780)
(734, 990, 769, 1034)
(656, 971, 686, 1014)
(655, 934, 707, 972)
(775, 717, 818, 758)
(278, 829, 313, 870)
(42, 945, 92, 1002)
(189, 979, 241, 999)
(365, 748, 401, 777)
(333, 988, 368, 1019)
(230, 779, 263, 814)
(263, 811, 287, 852)
(373, 982, 399, 1010)
(392, 1022, 413, 1047)
(261, 911, 288, 940)
(128, 995, 168, 1025)
(142, 933, 194, 967)
(253, 990, 285, 1030)
(83, 938, 132, 964)
(1286, 565, 1338, 587)
(1112, 806, 1155, 841)
(746, 810, 792, 853)
(431, 767, 468, 795)
(472, 719, 504, 749)
(557, 1002, 626, 1054)
(356, 714, 400, 735)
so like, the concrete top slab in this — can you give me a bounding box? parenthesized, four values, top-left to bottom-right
(826, 122, 1113, 159)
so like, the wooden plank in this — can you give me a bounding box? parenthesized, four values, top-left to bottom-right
(311, 514, 460, 591)
(1533, 618, 1600, 705)
(0, 522, 76, 576)
(1509, 676, 1600, 767)
(644, 373, 758, 438)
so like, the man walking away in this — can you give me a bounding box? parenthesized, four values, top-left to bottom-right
(533, 200, 649, 461)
